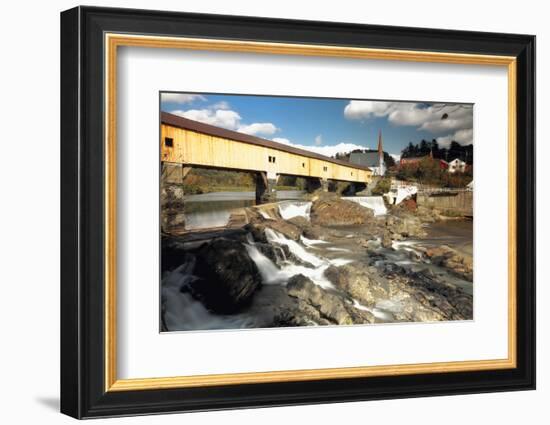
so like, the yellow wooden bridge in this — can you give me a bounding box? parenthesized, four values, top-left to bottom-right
(161, 111, 373, 198)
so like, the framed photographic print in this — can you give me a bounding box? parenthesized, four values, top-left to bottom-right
(60, 6, 536, 419)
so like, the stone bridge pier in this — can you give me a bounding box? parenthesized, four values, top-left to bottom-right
(160, 162, 192, 234)
(256, 174, 336, 204)
(304, 177, 330, 193)
(255, 172, 278, 204)
(344, 182, 367, 196)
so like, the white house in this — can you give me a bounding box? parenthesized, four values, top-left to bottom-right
(447, 158, 467, 173)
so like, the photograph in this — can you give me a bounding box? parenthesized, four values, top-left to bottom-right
(56, 4, 536, 419)
(160, 93, 474, 332)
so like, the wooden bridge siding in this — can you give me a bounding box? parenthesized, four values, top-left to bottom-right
(161, 124, 372, 183)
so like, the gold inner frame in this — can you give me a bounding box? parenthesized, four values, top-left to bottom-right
(104, 33, 517, 392)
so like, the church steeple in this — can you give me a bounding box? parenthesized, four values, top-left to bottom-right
(377, 130, 383, 160)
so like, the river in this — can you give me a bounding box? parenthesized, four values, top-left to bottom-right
(161, 193, 473, 331)
(184, 190, 305, 230)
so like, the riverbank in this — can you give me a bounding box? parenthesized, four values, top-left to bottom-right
(161, 192, 473, 331)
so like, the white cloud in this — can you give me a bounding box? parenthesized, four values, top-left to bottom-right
(272, 137, 291, 145)
(210, 101, 230, 110)
(237, 122, 278, 136)
(314, 135, 323, 146)
(272, 137, 366, 158)
(172, 108, 242, 130)
(344, 101, 395, 120)
(172, 105, 278, 137)
(418, 105, 473, 133)
(437, 128, 473, 148)
(344, 101, 473, 145)
(161, 93, 206, 103)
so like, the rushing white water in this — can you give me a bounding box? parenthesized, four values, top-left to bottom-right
(300, 235, 328, 247)
(352, 299, 394, 321)
(245, 240, 334, 288)
(162, 262, 256, 331)
(278, 201, 312, 221)
(265, 228, 325, 267)
(391, 240, 425, 260)
(330, 258, 353, 267)
(258, 210, 272, 219)
(244, 243, 287, 284)
(326, 247, 351, 253)
(343, 196, 387, 216)
(244, 229, 354, 289)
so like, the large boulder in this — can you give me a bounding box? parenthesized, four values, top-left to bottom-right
(381, 230, 393, 248)
(395, 271, 473, 321)
(287, 216, 323, 240)
(247, 218, 303, 242)
(385, 215, 427, 239)
(424, 245, 473, 281)
(286, 275, 354, 325)
(161, 236, 189, 272)
(310, 197, 374, 226)
(191, 238, 262, 313)
(324, 264, 388, 306)
(415, 205, 438, 223)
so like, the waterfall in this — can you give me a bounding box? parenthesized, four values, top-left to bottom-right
(245, 230, 341, 289)
(300, 235, 328, 247)
(265, 228, 325, 267)
(161, 261, 257, 331)
(278, 201, 312, 221)
(244, 242, 288, 284)
(343, 196, 387, 216)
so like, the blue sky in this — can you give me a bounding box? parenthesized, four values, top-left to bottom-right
(160, 93, 473, 158)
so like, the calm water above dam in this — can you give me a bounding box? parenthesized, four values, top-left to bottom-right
(184, 190, 305, 230)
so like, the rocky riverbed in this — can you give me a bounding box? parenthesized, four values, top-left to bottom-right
(161, 192, 473, 332)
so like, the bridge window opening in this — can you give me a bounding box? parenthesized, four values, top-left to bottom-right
(268, 155, 277, 163)
(323, 166, 328, 172)
(302, 162, 305, 168)
(164, 137, 174, 147)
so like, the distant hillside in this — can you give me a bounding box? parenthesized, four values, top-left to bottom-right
(182, 168, 305, 194)
(182, 168, 255, 194)
(401, 139, 473, 164)
(333, 149, 396, 167)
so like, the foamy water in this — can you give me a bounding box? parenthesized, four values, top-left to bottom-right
(300, 235, 328, 248)
(245, 229, 356, 289)
(278, 201, 312, 221)
(352, 299, 394, 321)
(162, 261, 257, 331)
(343, 196, 387, 216)
(265, 228, 325, 267)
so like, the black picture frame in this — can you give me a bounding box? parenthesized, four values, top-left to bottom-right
(60, 5, 536, 419)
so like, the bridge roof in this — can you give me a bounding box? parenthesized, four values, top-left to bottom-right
(161, 112, 373, 172)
